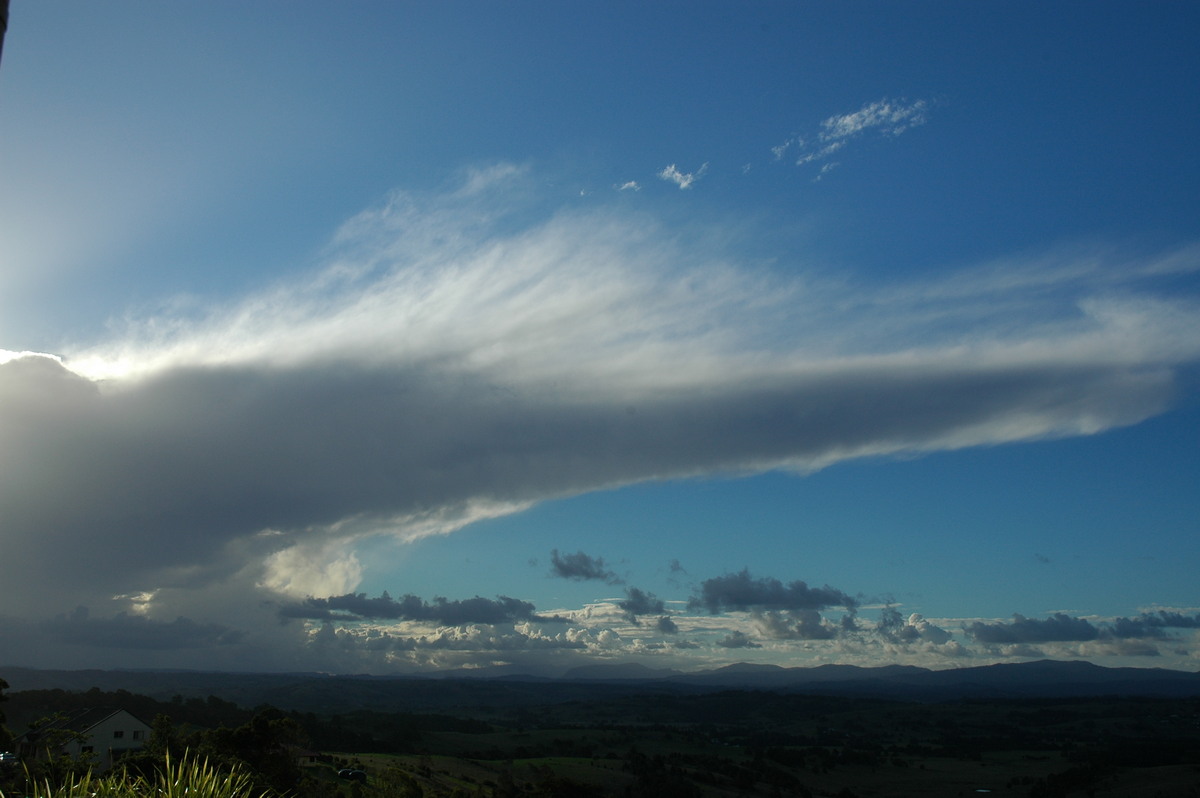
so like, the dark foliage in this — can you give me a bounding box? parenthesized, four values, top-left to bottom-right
(4, 672, 1200, 797)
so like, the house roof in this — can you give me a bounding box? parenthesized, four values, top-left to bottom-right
(17, 707, 150, 740)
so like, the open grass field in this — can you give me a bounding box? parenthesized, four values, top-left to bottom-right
(302, 694, 1200, 797)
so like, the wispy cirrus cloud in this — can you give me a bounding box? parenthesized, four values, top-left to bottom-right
(821, 98, 927, 140)
(455, 162, 529, 197)
(774, 97, 929, 173)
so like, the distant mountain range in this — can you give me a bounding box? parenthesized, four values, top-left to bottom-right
(561, 659, 1200, 700)
(3, 659, 1199, 712)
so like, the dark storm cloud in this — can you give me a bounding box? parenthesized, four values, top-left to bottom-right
(617, 587, 666, 623)
(550, 549, 622, 584)
(1, 332, 1182, 619)
(281, 591, 557, 625)
(40, 606, 244, 649)
(689, 569, 858, 615)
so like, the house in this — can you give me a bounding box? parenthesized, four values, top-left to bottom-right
(294, 747, 330, 768)
(17, 708, 152, 771)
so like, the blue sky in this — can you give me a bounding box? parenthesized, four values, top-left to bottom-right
(1, 2, 1198, 675)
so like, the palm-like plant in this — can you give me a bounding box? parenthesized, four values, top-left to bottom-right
(2, 754, 275, 798)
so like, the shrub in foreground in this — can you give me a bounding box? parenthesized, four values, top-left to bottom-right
(2, 755, 275, 798)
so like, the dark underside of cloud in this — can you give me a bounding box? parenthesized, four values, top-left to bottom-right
(717, 631, 761, 649)
(618, 587, 666, 623)
(656, 615, 679, 634)
(40, 606, 244, 650)
(550, 549, 622, 583)
(689, 569, 858, 614)
(966, 611, 1200, 644)
(279, 592, 561, 625)
(4, 349, 1170, 615)
(755, 609, 838, 640)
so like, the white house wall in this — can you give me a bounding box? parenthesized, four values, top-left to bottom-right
(65, 711, 152, 771)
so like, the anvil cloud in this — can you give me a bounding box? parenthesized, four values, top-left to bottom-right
(1, 171, 1197, 639)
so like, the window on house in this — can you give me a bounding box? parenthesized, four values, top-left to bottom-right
(113, 730, 124, 739)
(132, 731, 143, 740)
(82, 746, 94, 754)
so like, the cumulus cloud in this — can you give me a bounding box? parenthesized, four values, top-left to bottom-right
(743, 604, 953, 645)
(1127, 610, 1200, 632)
(1109, 616, 1171, 639)
(280, 591, 558, 626)
(689, 569, 858, 615)
(754, 609, 838, 640)
(966, 613, 1100, 644)
(657, 162, 707, 189)
(964, 610, 1200, 648)
(1097, 611, 1200, 646)
(876, 608, 953, 645)
(617, 587, 666, 623)
(550, 550, 622, 584)
(716, 630, 761, 649)
(261, 542, 364, 598)
(1, 165, 1198, 672)
(656, 616, 679, 634)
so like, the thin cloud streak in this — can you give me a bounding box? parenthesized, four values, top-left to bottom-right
(774, 97, 929, 173)
(820, 98, 927, 140)
(280, 592, 558, 625)
(2, 166, 1198, 628)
